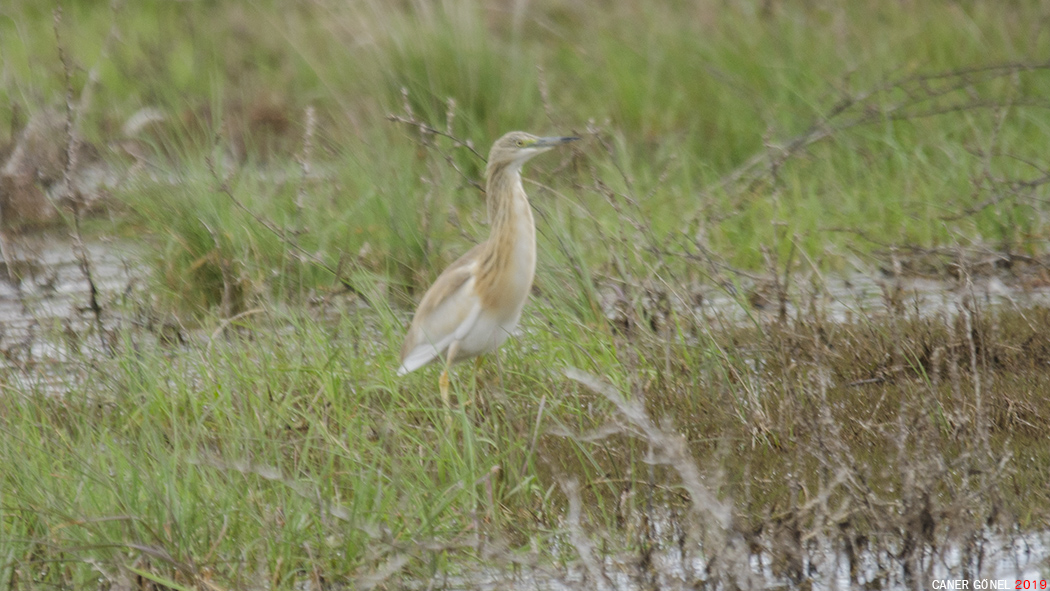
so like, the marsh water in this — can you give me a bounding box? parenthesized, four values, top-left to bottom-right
(0, 232, 139, 391)
(6, 232, 1050, 373)
(422, 530, 1048, 590)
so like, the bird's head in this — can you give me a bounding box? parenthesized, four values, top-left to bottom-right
(487, 131, 578, 170)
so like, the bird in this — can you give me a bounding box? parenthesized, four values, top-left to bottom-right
(397, 131, 578, 407)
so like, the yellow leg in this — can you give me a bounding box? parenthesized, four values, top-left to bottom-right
(440, 341, 459, 429)
(440, 341, 461, 410)
(439, 368, 451, 409)
(439, 368, 453, 430)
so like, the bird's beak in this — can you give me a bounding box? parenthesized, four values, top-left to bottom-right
(533, 136, 580, 148)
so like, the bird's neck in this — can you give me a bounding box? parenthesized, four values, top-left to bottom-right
(485, 161, 533, 240)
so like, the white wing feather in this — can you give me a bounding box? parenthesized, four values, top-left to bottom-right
(397, 300, 482, 375)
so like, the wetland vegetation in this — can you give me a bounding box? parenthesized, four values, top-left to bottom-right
(1, 1, 1050, 589)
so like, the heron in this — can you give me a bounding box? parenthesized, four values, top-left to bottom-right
(397, 131, 578, 407)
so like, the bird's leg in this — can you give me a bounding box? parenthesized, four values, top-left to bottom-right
(439, 368, 451, 409)
(440, 341, 460, 428)
(438, 368, 453, 431)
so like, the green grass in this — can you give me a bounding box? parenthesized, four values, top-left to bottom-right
(3, 0, 1050, 588)
(0, 303, 629, 587)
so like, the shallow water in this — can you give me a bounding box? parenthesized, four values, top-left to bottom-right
(6, 231, 1050, 393)
(0, 232, 139, 391)
(368, 528, 1049, 591)
(597, 271, 1050, 332)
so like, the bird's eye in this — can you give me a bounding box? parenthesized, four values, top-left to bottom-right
(516, 139, 525, 147)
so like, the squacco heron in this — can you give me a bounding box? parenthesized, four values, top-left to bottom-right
(397, 131, 578, 404)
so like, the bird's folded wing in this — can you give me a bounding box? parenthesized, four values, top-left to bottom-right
(398, 258, 481, 375)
